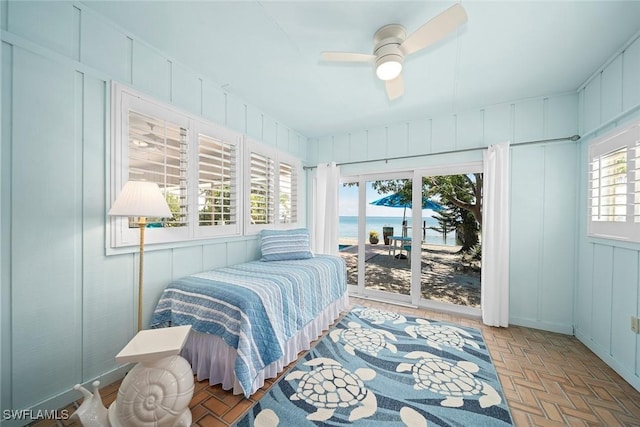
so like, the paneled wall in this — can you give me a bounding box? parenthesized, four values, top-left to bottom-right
(575, 33, 640, 392)
(0, 1, 306, 420)
(2, 0, 638, 420)
(309, 93, 579, 335)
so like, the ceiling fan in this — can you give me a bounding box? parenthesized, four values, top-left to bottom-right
(320, 4, 467, 100)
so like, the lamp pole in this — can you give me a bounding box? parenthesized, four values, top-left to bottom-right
(137, 216, 147, 332)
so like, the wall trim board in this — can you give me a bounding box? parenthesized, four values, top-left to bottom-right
(579, 99, 640, 141)
(578, 29, 640, 92)
(586, 238, 640, 253)
(575, 330, 640, 393)
(1, 30, 111, 83)
(509, 317, 574, 336)
(1, 40, 13, 415)
(1, 26, 307, 154)
(307, 134, 578, 170)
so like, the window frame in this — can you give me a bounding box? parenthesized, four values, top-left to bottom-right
(244, 138, 302, 235)
(109, 83, 243, 250)
(192, 120, 243, 239)
(587, 118, 640, 242)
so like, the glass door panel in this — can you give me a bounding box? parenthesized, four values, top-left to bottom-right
(364, 178, 412, 299)
(338, 181, 359, 289)
(414, 171, 483, 310)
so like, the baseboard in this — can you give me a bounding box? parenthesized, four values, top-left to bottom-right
(509, 316, 574, 335)
(575, 330, 640, 393)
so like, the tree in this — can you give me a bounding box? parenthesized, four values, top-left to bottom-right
(424, 174, 482, 251)
(199, 186, 233, 226)
(423, 174, 483, 227)
(349, 173, 483, 251)
(430, 207, 459, 244)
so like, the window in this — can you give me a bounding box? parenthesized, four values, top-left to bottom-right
(110, 83, 241, 248)
(195, 125, 240, 238)
(110, 83, 302, 250)
(588, 119, 640, 242)
(279, 161, 297, 224)
(249, 152, 275, 226)
(128, 110, 188, 228)
(198, 134, 236, 227)
(245, 139, 301, 234)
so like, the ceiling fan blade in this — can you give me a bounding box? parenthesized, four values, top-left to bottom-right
(320, 51, 376, 63)
(385, 74, 404, 101)
(400, 4, 467, 56)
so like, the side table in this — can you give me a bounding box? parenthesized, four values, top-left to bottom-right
(72, 325, 194, 427)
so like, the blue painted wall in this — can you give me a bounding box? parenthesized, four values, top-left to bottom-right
(310, 94, 579, 335)
(0, 1, 306, 421)
(1, 0, 639, 421)
(574, 33, 640, 392)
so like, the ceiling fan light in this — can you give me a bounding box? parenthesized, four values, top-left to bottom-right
(376, 57, 403, 81)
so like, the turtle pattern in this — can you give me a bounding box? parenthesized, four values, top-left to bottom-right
(405, 318, 481, 351)
(330, 321, 398, 356)
(355, 307, 407, 324)
(396, 351, 501, 408)
(286, 357, 378, 422)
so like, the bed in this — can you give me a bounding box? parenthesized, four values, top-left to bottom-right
(149, 230, 348, 398)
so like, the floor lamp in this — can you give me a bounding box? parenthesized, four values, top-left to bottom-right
(108, 181, 172, 331)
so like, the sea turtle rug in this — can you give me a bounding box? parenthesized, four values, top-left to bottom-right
(235, 306, 514, 427)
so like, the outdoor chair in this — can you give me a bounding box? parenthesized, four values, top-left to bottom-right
(403, 244, 412, 264)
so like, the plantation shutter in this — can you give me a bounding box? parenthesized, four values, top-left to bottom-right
(634, 141, 640, 224)
(198, 134, 237, 227)
(587, 120, 640, 242)
(250, 152, 275, 225)
(128, 110, 188, 227)
(589, 146, 627, 223)
(279, 161, 297, 223)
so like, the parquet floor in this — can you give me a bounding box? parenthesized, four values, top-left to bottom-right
(33, 296, 640, 426)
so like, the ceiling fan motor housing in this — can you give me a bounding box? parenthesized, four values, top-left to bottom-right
(373, 24, 406, 80)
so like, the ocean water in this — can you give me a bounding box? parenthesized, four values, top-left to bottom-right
(339, 216, 457, 246)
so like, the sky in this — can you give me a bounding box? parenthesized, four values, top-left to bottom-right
(339, 181, 437, 217)
(339, 182, 396, 217)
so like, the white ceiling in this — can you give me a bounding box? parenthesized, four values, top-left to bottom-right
(85, 1, 640, 138)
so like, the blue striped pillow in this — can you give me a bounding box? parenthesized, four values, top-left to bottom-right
(260, 228, 314, 261)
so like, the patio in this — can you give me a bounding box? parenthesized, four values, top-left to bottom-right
(339, 241, 481, 308)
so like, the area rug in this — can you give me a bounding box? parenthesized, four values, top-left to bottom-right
(235, 306, 513, 426)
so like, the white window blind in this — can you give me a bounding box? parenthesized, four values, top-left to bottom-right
(589, 147, 626, 223)
(588, 119, 640, 242)
(198, 134, 236, 227)
(112, 83, 301, 249)
(245, 141, 302, 234)
(111, 83, 242, 249)
(128, 110, 188, 228)
(279, 161, 297, 223)
(634, 140, 640, 224)
(249, 152, 275, 225)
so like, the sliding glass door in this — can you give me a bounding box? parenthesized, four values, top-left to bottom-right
(339, 165, 482, 315)
(339, 172, 413, 305)
(411, 164, 483, 314)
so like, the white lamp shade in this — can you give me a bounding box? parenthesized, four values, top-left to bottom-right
(108, 181, 173, 218)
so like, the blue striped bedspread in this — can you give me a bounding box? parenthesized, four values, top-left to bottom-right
(149, 255, 347, 397)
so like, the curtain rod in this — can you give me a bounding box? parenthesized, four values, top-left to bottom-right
(303, 134, 580, 170)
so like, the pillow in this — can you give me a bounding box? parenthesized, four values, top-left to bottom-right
(260, 228, 314, 261)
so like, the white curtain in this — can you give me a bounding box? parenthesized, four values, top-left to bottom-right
(311, 162, 340, 255)
(481, 142, 510, 327)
